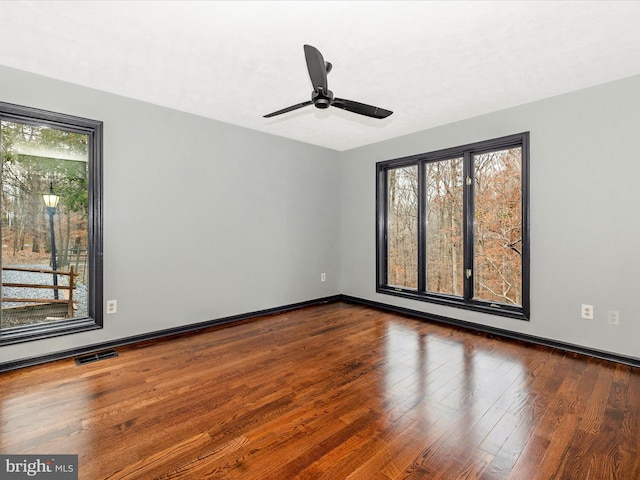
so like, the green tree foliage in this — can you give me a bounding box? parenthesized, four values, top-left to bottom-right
(1, 120, 88, 265)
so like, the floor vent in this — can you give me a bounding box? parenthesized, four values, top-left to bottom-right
(75, 349, 118, 366)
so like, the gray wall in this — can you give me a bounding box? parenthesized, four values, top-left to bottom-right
(1, 65, 639, 365)
(340, 74, 640, 359)
(0, 65, 341, 364)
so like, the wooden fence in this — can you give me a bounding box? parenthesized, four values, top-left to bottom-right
(1, 266, 77, 323)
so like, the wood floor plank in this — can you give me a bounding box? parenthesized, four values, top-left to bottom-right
(104, 432, 218, 480)
(2, 302, 640, 479)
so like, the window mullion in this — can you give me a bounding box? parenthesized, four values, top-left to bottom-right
(376, 166, 388, 287)
(417, 161, 426, 292)
(463, 151, 474, 301)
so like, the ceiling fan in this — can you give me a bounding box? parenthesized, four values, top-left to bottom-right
(263, 45, 393, 120)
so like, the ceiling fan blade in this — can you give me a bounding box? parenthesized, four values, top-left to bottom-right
(263, 100, 313, 118)
(304, 44, 328, 92)
(332, 98, 393, 119)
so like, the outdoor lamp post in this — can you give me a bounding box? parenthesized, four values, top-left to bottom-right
(43, 183, 60, 299)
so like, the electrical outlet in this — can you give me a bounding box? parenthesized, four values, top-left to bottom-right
(106, 300, 117, 314)
(321, 273, 326, 282)
(581, 304, 593, 320)
(608, 310, 620, 325)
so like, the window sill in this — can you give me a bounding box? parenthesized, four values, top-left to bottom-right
(376, 286, 529, 321)
(0, 318, 102, 346)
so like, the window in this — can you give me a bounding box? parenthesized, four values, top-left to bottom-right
(377, 133, 529, 319)
(0, 102, 103, 344)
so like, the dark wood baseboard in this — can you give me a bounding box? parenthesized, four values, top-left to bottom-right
(1, 293, 638, 372)
(342, 295, 640, 369)
(0, 295, 341, 373)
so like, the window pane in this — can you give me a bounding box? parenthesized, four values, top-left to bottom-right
(473, 148, 522, 306)
(425, 158, 464, 296)
(387, 166, 418, 289)
(1, 120, 89, 329)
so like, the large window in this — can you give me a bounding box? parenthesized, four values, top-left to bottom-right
(377, 133, 529, 319)
(0, 102, 103, 344)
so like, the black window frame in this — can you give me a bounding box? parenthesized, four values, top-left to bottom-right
(376, 132, 530, 320)
(0, 101, 103, 345)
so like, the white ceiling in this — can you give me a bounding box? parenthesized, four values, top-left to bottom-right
(1, 1, 639, 151)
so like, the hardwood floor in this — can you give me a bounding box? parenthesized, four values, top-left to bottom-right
(1, 302, 639, 479)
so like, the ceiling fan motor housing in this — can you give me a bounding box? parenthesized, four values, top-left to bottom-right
(312, 89, 333, 109)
